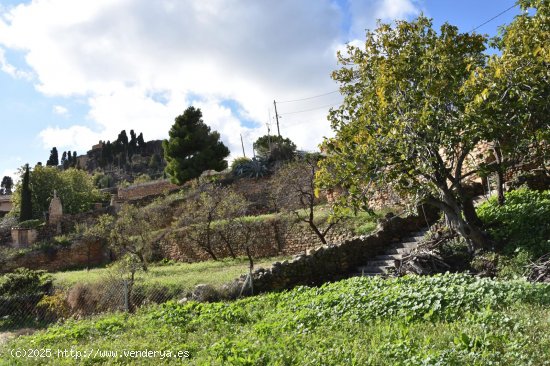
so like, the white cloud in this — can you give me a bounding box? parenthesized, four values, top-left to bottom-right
(0, 0, 421, 156)
(0, 46, 32, 80)
(52, 105, 69, 116)
(348, 0, 420, 39)
(39, 125, 100, 152)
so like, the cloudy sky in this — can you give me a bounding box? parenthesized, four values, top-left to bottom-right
(0, 0, 519, 181)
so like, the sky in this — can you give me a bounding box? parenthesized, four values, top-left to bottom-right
(0, 0, 520, 181)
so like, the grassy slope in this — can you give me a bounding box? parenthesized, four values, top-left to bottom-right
(52, 256, 291, 291)
(2, 274, 549, 365)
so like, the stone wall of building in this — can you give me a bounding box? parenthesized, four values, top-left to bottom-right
(0, 240, 109, 273)
(118, 180, 179, 201)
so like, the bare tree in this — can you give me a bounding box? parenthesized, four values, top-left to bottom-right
(177, 184, 250, 260)
(272, 154, 339, 245)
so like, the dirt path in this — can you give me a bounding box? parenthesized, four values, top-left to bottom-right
(0, 328, 35, 346)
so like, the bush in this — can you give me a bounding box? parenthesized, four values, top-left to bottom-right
(17, 219, 43, 229)
(35, 290, 70, 322)
(0, 268, 53, 319)
(232, 157, 268, 178)
(477, 188, 550, 271)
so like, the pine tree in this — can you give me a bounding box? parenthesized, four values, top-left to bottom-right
(19, 164, 33, 221)
(163, 106, 230, 184)
(72, 151, 77, 168)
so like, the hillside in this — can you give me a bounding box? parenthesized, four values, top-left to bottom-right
(2, 274, 549, 365)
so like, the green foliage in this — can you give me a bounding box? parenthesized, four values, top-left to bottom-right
(46, 147, 59, 166)
(318, 16, 492, 249)
(0, 269, 53, 321)
(92, 172, 114, 189)
(355, 221, 377, 235)
(478, 189, 550, 258)
(19, 164, 32, 221)
(231, 157, 268, 178)
(477, 188, 550, 277)
(12, 165, 102, 219)
(17, 219, 43, 229)
(133, 173, 152, 184)
(163, 106, 230, 185)
(253, 134, 297, 161)
(4, 274, 549, 365)
(1, 175, 13, 195)
(465, 0, 549, 172)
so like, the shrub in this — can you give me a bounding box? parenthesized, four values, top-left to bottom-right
(17, 219, 43, 229)
(0, 268, 53, 319)
(35, 290, 70, 322)
(477, 188, 550, 267)
(232, 157, 268, 178)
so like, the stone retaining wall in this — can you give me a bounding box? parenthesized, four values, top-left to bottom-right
(118, 180, 179, 201)
(231, 207, 439, 294)
(155, 219, 355, 263)
(1, 240, 109, 273)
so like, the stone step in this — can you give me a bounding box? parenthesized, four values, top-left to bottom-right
(357, 265, 392, 274)
(365, 259, 397, 267)
(350, 272, 380, 277)
(403, 232, 428, 242)
(394, 241, 419, 249)
(387, 247, 412, 255)
(374, 254, 403, 261)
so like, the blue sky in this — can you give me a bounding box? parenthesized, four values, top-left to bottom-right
(0, 0, 519, 182)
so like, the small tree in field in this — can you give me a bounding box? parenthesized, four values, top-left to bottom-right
(273, 154, 338, 245)
(94, 205, 154, 271)
(176, 184, 248, 260)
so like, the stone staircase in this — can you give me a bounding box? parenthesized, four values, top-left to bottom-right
(355, 228, 429, 276)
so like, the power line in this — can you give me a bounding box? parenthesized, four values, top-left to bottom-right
(279, 102, 342, 116)
(277, 90, 339, 103)
(470, 4, 517, 33)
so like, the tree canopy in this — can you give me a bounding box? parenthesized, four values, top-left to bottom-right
(46, 147, 59, 167)
(253, 135, 296, 162)
(12, 165, 102, 219)
(0, 176, 13, 195)
(318, 6, 549, 251)
(464, 0, 549, 203)
(163, 106, 230, 185)
(317, 16, 489, 250)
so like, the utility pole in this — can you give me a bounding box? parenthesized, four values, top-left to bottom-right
(273, 100, 281, 137)
(240, 134, 246, 157)
(266, 122, 272, 154)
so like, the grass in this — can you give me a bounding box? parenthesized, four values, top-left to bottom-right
(2, 274, 548, 365)
(52, 255, 291, 292)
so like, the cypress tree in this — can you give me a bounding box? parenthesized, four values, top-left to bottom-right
(19, 164, 33, 221)
(46, 147, 59, 166)
(137, 133, 146, 153)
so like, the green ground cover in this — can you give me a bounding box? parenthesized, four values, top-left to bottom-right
(2, 273, 548, 365)
(52, 256, 291, 291)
